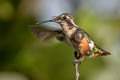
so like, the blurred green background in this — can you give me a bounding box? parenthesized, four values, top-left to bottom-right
(0, 0, 120, 80)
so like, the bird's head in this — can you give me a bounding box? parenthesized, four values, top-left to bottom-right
(52, 13, 74, 24)
(39, 13, 75, 26)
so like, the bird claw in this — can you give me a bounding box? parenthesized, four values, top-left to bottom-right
(73, 58, 81, 66)
(73, 51, 82, 65)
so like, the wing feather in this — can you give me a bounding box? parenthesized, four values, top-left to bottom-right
(29, 25, 64, 40)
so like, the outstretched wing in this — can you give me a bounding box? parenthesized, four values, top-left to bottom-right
(29, 24, 66, 42)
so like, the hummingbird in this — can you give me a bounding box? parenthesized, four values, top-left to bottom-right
(30, 13, 111, 64)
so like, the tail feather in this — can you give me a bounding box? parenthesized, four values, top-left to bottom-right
(94, 51, 111, 57)
(94, 45, 111, 57)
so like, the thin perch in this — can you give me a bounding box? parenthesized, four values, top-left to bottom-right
(74, 51, 81, 80)
(75, 61, 80, 80)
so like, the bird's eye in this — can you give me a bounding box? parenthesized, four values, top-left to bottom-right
(63, 16, 67, 20)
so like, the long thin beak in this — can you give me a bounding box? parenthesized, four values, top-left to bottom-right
(36, 20, 53, 24)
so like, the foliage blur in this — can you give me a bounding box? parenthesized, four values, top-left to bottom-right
(0, 0, 120, 80)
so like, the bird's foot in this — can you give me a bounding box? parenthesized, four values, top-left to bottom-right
(73, 57, 81, 66)
(73, 51, 82, 65)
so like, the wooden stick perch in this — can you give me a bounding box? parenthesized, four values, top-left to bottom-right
(74, 51, 81, 80)
(75, 61, 80, 80)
